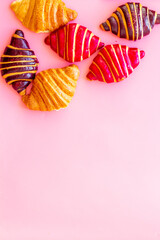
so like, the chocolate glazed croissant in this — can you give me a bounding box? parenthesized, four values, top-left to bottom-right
(45, 23, 104, 62)
(0, 30, 39, 95)
(100, 2, 160, 40)
(87, 44, 145, 83)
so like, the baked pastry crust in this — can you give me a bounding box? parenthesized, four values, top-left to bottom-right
(100, 2, 160, 40)
(87, 44, 145, 83)
(22, 64, 80, 111)
(45, 23, 104, 62)
(0, 30, 38, 95)
(11, 0, 78, 33)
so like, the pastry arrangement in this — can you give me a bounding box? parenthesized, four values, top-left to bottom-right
(0, 0, 160, 111)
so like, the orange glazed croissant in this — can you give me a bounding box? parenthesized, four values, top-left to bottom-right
(11, 0, 78, 33)
(87, 44, 145, 83)
(100, 2, 160, 40)
(22, 65, 80, 111)
(45, 23, 104, 62)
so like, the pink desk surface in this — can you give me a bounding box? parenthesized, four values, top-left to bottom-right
(1, 0, 160, 239)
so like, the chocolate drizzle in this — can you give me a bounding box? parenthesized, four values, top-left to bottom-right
(0, 30, 39, 95)
(100, 2, 160, 40)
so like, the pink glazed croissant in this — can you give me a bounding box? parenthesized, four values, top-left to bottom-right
(45, 23, 104, 62)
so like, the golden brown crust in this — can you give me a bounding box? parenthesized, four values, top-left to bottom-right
(22, 64, 80, 111)
(11, 0, 78, 33)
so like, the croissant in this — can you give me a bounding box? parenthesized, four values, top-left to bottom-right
(87, 44, 145, 83)
(22, 65, 80, 111)
(11, 0, 78, 33)
(45, 23, 105, 62)
(0, 30, 39, 95)
(100, 2, 160, 40)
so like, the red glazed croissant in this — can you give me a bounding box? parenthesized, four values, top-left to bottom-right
(87, 44, 145, 83)
(45, 23, 104, 62)
(100, 2, 160, 40)
(0, 30, 39, 95)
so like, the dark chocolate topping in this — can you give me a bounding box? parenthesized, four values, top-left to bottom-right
(15, 30, 24, 37)
(101, 2, 159, 40)
(4, 47, 35, 56)
(0, 29, 38, 95)
(11, 38, 30, 49)
(5, 73, 36, 82)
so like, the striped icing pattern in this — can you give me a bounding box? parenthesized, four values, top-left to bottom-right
(100, 2, 159, 40)
(11, 0, 78, 33)
(22, 65, 80, 111)
(45, 23, 104, 63)
(0, 30, 39, 95)
(87, 44, 145, 83)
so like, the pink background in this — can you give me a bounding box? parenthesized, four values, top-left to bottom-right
(1, 0, 160, 239)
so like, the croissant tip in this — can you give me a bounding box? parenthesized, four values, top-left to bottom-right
(67, 9, 78, 21)
(15, 29, 24, 37)
(140, 50, 145, 59)
(19, 89, 26, 96)
(69, 64, 80, 78)
(69, 64, 79, 70)
(44, 36, 50, 45)
(72, 10, 78, 20)
(86, 72, 97, 81)
(100, 22, 110, 31)
(98, 42, 105, 49)
(100, 24, 105, 31)
(156, 14, 160, 24)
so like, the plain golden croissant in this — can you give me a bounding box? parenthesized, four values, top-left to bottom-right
(11, 0, 78, 33)
(22, 65, 80, 111)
